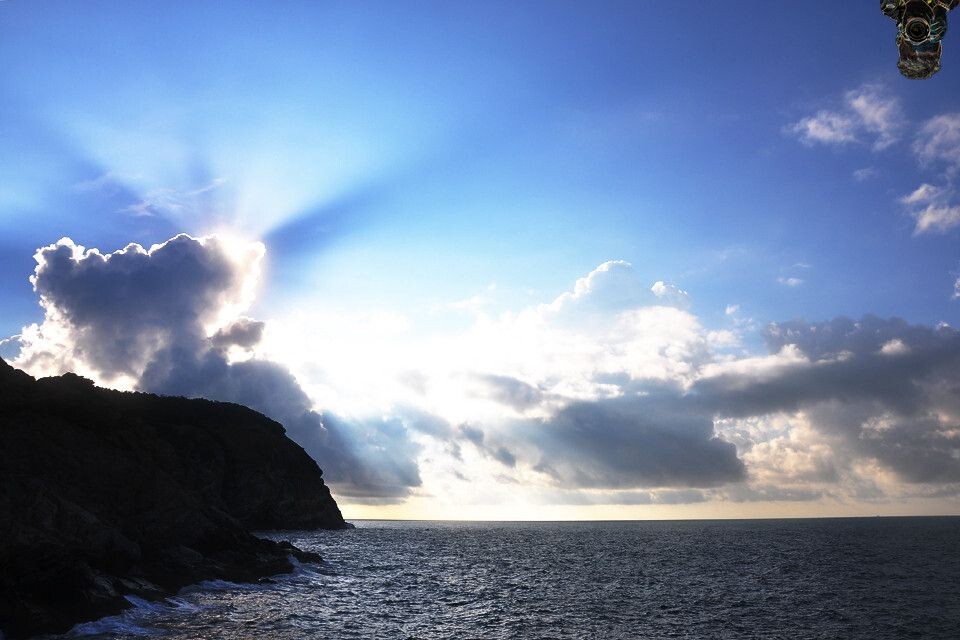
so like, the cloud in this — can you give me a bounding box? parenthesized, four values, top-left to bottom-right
(788, 85, 902, 151)
(455, 423, 518, 468)
(468, 373, 545, 411)
(789, 111, 857, 146)
(792, 98, 960, 237)
(538, 488, 710, 506)
(15, 234, 423, 502)
(697, 316, 960, 485)
(211, 317, 265, 350)
(845, 86, 902, 151)
(650, 280, 690, 308)
(914, 113, 960, 174)
(901, 183, 947, 206)
(777, 277, 804, 287)
(899, 183, 960, 235)
(257, 258, 960, 503)
(544, 260, 650, 320)
(18, 234, 261, 382)
(879, 339, 910, 356)
(18, 240, 960, 507)
(900, 115, 960, 235)
(912, 205, 960, 235)
(528, 392, 746, 489)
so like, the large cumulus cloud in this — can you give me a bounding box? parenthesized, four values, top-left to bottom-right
(15, 234, 422, 502)
(20, 235, 259, 381)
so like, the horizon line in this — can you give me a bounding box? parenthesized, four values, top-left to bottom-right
(340, 513, 960, 524)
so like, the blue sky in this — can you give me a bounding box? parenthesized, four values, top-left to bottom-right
(3, 1, 958, 334)
(3, 2, 960, 518)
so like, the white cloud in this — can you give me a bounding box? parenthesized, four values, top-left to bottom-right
(900, 184, 960, 235)
(698, 344, 810, 382)
(788, 85, 902, 151)
(914, 113, 960, 173)
(790, 111, 857, 146)
(778, 277, 804, 287)
(650, 280, 690, 308)
(901, 114, 960, 235)
(265, 260, 712, 422)
(913, 205, 960, 235)
(901, 183, 947, 206)
(706, 329, 740, 349)
(879, 339, 910, 356)
(846, 86, 902, 151)
(853, 167, 877, 181)
(545, 260, 645, 316)
(725, 304, 740, 316)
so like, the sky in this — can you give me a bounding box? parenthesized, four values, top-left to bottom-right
(2, 1, 960, 520)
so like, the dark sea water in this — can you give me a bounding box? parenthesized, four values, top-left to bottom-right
(63, 517, 960, 639)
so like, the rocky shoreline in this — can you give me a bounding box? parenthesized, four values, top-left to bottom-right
(0, 358, 348, 638)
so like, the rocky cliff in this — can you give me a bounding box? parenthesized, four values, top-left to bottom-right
(0, 358, 347, 638)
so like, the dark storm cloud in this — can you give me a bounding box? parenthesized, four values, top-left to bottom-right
(529, 393, 746, 489)
(25, 234, 423, 501)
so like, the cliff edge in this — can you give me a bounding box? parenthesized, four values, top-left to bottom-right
(0, 358, 347, 638)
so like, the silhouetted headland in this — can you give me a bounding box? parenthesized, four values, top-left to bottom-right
(0, 358, 348, 638)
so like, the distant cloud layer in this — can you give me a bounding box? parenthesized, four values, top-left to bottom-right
(12, 238, 960, 508)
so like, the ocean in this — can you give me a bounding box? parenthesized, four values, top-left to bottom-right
(60, 517, 960, 639)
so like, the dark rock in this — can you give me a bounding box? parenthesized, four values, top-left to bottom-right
(0, 358, 347, 638)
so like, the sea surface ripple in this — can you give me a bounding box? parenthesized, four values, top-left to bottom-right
(60, 517, 960, 639)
